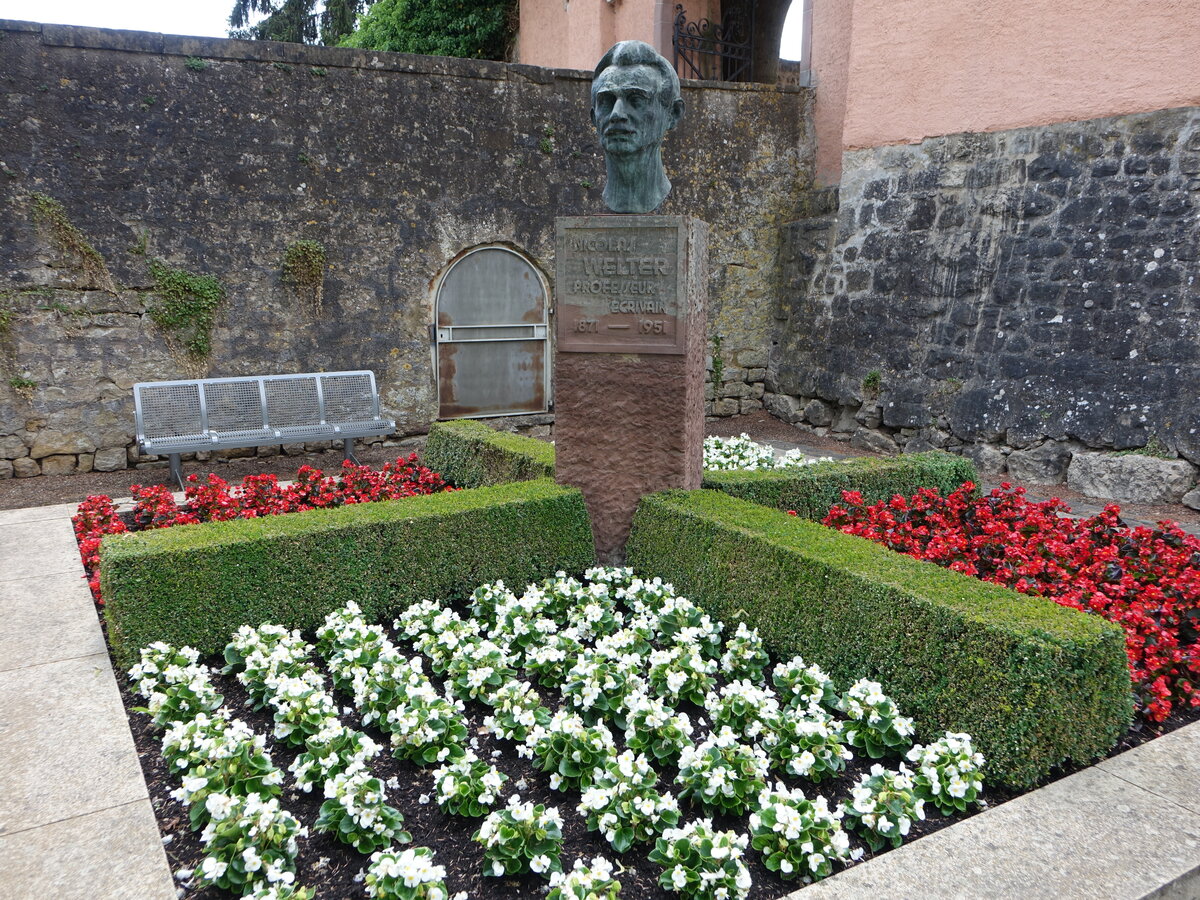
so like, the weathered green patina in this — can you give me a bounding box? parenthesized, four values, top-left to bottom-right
(591, 41, 684, 214)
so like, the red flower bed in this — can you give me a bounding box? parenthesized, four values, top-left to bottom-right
(72, 454, 453, 606)
(822, 482, 1200, 723)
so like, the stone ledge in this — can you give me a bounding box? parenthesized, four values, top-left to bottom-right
(0, 17, 42, 31)
(2, 18, 807, 94)
(794, 721, 1200, 900)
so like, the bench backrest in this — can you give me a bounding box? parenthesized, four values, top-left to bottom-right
(134, 371, 383, 442)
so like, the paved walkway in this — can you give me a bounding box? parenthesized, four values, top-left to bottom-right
(0, 495, 1196, 899)
(0, 501, 175, 899)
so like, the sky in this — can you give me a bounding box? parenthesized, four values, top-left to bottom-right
(0, 0, 807, 60)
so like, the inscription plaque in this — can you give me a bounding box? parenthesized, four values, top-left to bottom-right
(556, 216, 687, 354)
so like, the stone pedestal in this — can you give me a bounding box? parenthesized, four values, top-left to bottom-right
(553, 215, 707, 562)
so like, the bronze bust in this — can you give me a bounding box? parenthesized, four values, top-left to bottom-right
(591, 41, 685, 214)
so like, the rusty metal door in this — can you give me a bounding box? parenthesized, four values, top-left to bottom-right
(435, 246, 550, 419)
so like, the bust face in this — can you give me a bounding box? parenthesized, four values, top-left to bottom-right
(592, 64, 673, 155)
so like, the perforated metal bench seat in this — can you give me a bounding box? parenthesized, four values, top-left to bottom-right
(134, 371, 396, 488)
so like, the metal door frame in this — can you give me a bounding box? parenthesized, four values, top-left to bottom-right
(433, 244, 552, 419)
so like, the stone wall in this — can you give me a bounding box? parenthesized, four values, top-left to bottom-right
(0, 20, 812, 478)
(770, 106, 1200, 503)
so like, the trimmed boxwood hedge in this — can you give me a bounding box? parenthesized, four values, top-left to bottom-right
(101, 479, 593, 667)
(626, 489, 1133, 789)
(702, 450, 977, 519)
(421, 419, 556, 488)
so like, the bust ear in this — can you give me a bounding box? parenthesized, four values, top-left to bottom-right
(668, 97, 685, 129)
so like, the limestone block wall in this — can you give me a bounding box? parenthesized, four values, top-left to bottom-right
(770, 106, 1200, 500)
(0, 20, 812, 478)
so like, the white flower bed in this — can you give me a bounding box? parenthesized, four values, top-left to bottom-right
(703, 434, 834, 472)
(129, 569, 986, 898)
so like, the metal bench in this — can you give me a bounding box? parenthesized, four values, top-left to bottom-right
(133, 371, 396, 489)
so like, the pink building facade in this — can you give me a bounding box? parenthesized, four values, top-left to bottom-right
(810, 0, 1200, 184)
(517, 0, 732, 74)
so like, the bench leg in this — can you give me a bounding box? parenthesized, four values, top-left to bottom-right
(168, 453, 185, 492)
(342, 438, 359, 465)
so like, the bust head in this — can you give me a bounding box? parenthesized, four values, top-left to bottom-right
(591, 41, 685, 213)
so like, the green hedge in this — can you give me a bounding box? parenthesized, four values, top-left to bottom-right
(626, 489, 1132, 789)
(101, 479, 593, 667)
(702, 451, 977, 519)
(421, 420, 555, 488)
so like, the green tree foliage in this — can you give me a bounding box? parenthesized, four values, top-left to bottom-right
(338, 0, 517, 60)
(228, 0, 369, 45)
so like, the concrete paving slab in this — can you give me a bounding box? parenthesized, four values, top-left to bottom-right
(0, 501, 79, 527)
(0, 572, 105, 673)
(0, 653, 148, 834)
(0, 799, 175, 900)
(0, 517, 82, 580)
(796, 749, 1200, 900)
(1096, 724, 1200, 816)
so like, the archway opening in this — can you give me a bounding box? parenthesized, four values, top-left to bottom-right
(434, 245, 550, 419)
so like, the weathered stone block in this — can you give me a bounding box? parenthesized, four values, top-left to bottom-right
(1183, 486, 1200, 511)
(735, 349, 767, 368)
(13, 457, 39, 477)
(804, 399, 834, 427)
(739, 398, 763, 413)
(40, 455, 77, 476)
(1068, 453, 1197, 504)
(712, 398, 739, 416)
(77, 453, 94, 473)
(856, 400, 883, 430)
(902, 437, 939, 454)
(93, 447, 127, 472)
(256, 445, 281, 457)
(961, 443, 1008, 475)
(0, 459, 12, 479)
(0, 434, 29, 458)
(851, 427, 899, 456)
(281, 444, 308, 456)
(745, 368, 767, 382)
(1006, 442, 1073, 484)
(720, 381, 753, 399)
(763, 392, 804, 424)
(831, 404, 859, 433)
(30, 430, 95, 460)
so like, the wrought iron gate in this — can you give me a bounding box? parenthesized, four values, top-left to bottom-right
(672, 1, 755, 83)
(435, 246, 550, 419)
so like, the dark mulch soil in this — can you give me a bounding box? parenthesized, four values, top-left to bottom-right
(105, 594, 1200, 900)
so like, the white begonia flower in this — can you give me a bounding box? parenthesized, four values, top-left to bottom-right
(199, 856, 227, 880)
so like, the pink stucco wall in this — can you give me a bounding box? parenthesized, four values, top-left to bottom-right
(518, 0, 678, 70)
(518, 0, 724, 72)
(810, 0, 851, 186)
(812, 0, 1200, 182)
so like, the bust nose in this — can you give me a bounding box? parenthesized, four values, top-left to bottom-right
(610, 97, 631, 121)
